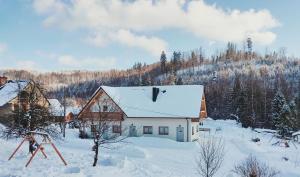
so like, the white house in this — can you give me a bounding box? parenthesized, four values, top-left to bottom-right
(78, 85, 207, 142)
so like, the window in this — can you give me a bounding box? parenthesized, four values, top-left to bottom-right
(91, 125, 97, 133)
(192, 126, 194, 135)
(196, 125, 199, 132)
(159, 126, 169, 135)
(143, 126, 153, 134)
(103, 105, 108, 112)
(112, 125, 121, 133)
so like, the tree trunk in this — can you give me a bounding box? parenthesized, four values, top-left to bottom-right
(93, 144, 99, 166)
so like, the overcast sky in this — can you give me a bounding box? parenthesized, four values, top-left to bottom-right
(0, 0, 299, 71)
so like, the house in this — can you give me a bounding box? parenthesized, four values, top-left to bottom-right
(0, 77, 50, 125)
(48, 98, 64, 122)
(48, 98, 80, 123)
(78, 85, 207, 142)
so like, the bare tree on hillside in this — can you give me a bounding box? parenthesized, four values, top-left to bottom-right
(196, 137, 225, 177)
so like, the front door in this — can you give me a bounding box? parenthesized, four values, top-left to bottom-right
(176, 125, 184, 142)
(129, 124, 137, 137)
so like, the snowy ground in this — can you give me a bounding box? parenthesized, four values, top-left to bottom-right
(0, 119, 300, 177)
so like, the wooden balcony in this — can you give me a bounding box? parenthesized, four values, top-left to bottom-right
(79, 111, 123, 121)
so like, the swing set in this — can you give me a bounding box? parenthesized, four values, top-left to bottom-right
(8, 131, 67, 167)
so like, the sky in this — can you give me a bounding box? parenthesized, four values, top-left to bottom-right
(0, 0, 299, 72)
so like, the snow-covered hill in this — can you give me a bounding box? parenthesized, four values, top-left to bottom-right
(0, 119, 299, 177)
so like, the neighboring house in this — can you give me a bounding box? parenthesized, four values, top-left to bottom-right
(78, 85, 207, 142)
(48, 98, 64, 122)
(48, 98, 80, 123)
(0, 77, 50, 124)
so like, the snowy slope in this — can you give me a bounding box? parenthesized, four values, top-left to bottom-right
(0, 119, 299, 177)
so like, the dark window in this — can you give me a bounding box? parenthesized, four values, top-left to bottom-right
(112, 125, 121, 133)
(143, 126, 153, 134)
(103, 105, 108, 112)
(192, 126, 194, 135)
(159, 126, 169, 135)
(91, 125, 97, 133)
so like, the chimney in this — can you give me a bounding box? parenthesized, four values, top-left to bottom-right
(152, 87, 160, 102)
(0, 76, 7, 87)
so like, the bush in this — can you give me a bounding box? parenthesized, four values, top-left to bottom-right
(233, 155, 279, 177)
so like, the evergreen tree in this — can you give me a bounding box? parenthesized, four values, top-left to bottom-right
(237, 88, 249, 127)
(278, 103, 292, 136)
(232, 75, 242, 115)
(289, 100, 298, 130)
(176, 77, 183, 85)
(160, 51, 167, 74)
(271, 90, 286, 129)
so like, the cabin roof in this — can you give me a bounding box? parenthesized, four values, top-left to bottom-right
(98, 85, 204, 118)
(0, 80, 29, 107)
(48, 99, 64, 116)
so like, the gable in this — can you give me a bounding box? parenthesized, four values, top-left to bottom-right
(78, 88, 123, 119)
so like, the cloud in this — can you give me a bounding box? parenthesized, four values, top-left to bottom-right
(58, 55, 116, 70)
(0, 43, 7, 54)
(33, 0, 279, 54)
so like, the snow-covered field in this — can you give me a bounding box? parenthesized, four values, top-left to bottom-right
(0, 119, 299, 177)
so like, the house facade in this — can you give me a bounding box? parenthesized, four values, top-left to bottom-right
(78, 85, 207, 142)
(0, 77, 50, 125)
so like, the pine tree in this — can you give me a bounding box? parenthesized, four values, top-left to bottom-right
(232, 75, 242, 115)
(278, 103, 292, 136)
(237, 88, 249, 127)
(160, 51, 167, 74)
(176, 77, 183, 85)
(289, 100, 298, 130)
(271, 90, 286, 130)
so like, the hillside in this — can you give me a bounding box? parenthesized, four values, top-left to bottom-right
(1, 46, 300, 129)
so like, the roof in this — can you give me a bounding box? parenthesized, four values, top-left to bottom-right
(48, 99, 64, 116)
(0, 81, 29, 107)
(98, 85, 204, 118)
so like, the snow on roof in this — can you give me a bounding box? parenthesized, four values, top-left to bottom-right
(0, 81, 29, 106)
(292, 131, 300, 136)
(48, 99, 64, 116)
(100, 85, 204, 118)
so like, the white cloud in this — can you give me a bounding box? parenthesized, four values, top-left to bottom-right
(33, 0, 279, 54)
(58, 55, 116, 70)
(0, 43, 7, 54)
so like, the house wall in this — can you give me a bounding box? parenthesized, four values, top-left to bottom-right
(123, 117, 190, 141)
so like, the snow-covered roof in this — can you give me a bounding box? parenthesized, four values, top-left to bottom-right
(292, 131, 300, 136)
(48, 99, 64, 116)
(0, 81, 29, 107)
(100, 85, 204, 118)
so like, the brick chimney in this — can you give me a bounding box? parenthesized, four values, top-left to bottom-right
(0, 76, 7, 87)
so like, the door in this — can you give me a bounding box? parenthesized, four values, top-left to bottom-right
(176, 125, 184, 142)
(129, 124, 137, 137)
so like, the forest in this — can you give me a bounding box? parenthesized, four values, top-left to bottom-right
(2, 38, 300, 131)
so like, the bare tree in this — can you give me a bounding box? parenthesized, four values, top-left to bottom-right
(233, 155, 280, 177)
(196, 137, 225, 177)
(79, 97, 127, 167)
